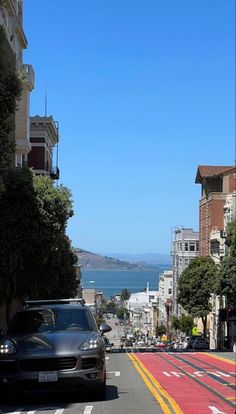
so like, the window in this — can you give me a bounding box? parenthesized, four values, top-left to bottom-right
(190, 243, 195, 251)
(185, 243, 189, 251)
(185, 259, 189, 264)
(168, 288, 172, 295)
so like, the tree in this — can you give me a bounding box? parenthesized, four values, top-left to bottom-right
(216, 221, 236, 307)
(156, 323, 166, 336)
(177, 256, 217, 336)
(172, 314, 194, 335)
(120, 288, 131, 301)
(0, 26, 22, 170)
(172, 316, 181, 331)
(116, 307, 129, 320)
(0, 168, 77, 325)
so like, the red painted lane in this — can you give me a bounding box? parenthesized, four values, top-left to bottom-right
(162, 353, 234, 400)
(136, 353, 235, 414)
(188, 353, 236, 375)
(177, 353, 236, 381)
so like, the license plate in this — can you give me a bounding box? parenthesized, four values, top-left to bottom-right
(38, 371, 58, 382)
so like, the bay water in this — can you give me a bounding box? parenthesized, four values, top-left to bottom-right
(82, 269, 169, 299)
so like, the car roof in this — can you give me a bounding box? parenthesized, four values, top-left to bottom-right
(22, 304, 89, 311)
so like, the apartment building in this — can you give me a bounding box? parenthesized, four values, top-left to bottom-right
(172, 228, 199, 317)
(195, 165, 236, 349)
(158, 270, 173, 330)
(0, 0, 35, 167)
(126, 287, 159, 336)
(28, 116, 60, 179)
(195, 165, 236, 256)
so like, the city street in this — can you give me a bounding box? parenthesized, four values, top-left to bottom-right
(0, 350, 235, 414)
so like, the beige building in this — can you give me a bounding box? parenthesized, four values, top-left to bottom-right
(0, 0, 35, 167)
(158, 270, 173, 330)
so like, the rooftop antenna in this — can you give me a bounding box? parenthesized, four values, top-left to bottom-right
(44, 82, 47, 116)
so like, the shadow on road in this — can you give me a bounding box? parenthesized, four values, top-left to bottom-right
(0, 385, 119, 409)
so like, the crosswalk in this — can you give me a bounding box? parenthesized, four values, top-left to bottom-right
(0, 407, 93, 414)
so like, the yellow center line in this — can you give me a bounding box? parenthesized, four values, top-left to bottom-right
(203, 352, 236, 365)
(128, 353, 183, 414)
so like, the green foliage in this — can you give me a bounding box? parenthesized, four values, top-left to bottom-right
(116, 307, 128, 320)
(99, 299, 107, 314)
(225, 221, 236, 252)
(106, 301, 117, 314)
(0, 168, 77, 324)
(216, 221, 236, 307)
(172, 316, 181, 331)
(0, 26, 22, 169)
(177, 257, 216, 317)
(120, 288, 131, 301)
(156, 323, 166, 335)
(177, 256, 217, 335)
(172, 314, 194, 335)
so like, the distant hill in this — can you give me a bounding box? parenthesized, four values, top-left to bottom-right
(106, 252, 172, 265)
(76, 249, 164, 271)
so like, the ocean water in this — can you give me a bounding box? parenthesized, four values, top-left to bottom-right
(81, 269, 164, 299)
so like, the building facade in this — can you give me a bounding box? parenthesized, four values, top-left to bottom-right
(158, 270, 173, 331)
(172, 228, 199, 317)
(0, 0, 35, 167)
(28, 116, 60, 179)
(126, 287, 159, 337)
(195, 165, 236, 349)
(195, 165, 236, 257)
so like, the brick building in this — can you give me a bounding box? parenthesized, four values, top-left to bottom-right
(195, 165, 236, 256)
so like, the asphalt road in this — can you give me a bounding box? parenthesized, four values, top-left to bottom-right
(0, 352, 164, 414)
(0, 350, 235, 414)
(0, 316, 235, 414)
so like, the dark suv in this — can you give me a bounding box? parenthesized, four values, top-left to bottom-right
(0, 300, 112, 399)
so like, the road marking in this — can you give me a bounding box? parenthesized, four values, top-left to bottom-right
(208, 406, 226, 414)
(105, 356, 109, 360)
(107, 371, 120, 376)
(10, 410, 24, 414)
(128, 353, 183, 414)
(84, 406, 93, 414)
(55, 410, 64, 414)
(192, 371, 204, 377)
(27, 411, 36, 414)
(163, 371, 171, 377)
(216, 371, 230, 377)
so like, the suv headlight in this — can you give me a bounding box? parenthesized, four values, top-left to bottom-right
(80, 339, 99, 351)
(0, 340, 16, 354)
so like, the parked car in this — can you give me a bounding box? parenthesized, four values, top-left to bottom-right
(103, 336, 113, 353)
(0, 299, 112, 399)
(191, 337, 209, 350)
(185, 335, 209, 350)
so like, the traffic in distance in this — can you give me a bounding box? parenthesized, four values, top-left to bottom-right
(0, 305, 235, 414)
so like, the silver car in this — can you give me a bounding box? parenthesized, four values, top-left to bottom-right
(0, 300, 112, 399)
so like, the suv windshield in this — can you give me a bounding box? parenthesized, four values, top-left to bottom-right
(7, 308, 95, 335)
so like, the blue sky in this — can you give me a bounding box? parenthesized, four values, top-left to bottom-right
(24, 0, 235, 255)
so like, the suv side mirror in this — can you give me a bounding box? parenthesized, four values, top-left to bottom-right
(99, 323, 112, 335)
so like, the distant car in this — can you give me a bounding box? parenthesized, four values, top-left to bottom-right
(185, 335, 209, 350)
(0, 299, 112, 399)
(191, 337, 209, 350)
(155, 341, 166, 349)
(103, 336, 113, 353)
(137, 341, 145, 347)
